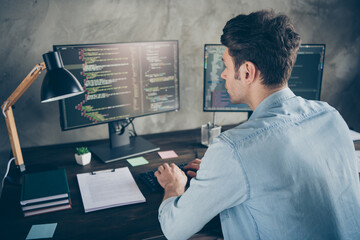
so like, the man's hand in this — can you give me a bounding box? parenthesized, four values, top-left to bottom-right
(154, 163, 187, 201)
(183, 158, 202, 178)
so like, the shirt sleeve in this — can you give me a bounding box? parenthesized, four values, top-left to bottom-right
(158, 137, 249, 239)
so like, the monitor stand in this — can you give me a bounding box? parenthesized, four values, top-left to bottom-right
(90, 120, 160, 163)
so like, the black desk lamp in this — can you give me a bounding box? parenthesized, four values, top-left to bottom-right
(1, 51, 84, 172)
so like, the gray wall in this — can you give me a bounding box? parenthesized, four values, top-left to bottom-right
(1, 0, 360, 184)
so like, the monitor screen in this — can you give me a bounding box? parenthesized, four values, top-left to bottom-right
(54, 41, 179, 130)
(53, 41, 179, 163)
(203, 44, 325, 112)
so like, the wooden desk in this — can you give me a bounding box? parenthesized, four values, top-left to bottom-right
(1, 127, 359, 240)
(0, 128, 223, 240)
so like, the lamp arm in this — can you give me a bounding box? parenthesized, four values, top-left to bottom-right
(1, 62, 46, 172)
(1, 62, 46, 112)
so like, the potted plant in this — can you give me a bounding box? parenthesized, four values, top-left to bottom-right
(75, 147, 91, 165)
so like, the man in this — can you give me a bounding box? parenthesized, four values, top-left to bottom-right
(155, 10, 360, 239)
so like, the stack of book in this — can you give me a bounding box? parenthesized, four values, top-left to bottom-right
(20, 168, 72, 217)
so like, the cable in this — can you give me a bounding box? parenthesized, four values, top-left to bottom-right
(29, 64, 43, 76)
(2, 100, 9, 118)
(1, 157, 15, 198)
(119, 119, 130, 135)
(130, 118, 137, 136)
(115, 118, 137, 136)
(212, 112, 216, 127)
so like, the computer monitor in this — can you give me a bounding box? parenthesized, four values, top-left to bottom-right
(53, 41, 179, 163)
(203, 44, 325, 113)
(288, 44, 325, 100)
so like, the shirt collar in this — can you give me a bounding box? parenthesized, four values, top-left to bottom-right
(249, 87, 295, 120)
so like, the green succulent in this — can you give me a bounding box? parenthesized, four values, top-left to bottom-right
(76, 147, 90, 155)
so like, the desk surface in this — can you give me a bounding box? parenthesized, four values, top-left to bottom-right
(0, 128, 223, 240)
(1, 127, 360, 240)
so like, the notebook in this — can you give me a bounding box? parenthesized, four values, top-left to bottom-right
(21, 169, 70, 205)
(23, 202, 72, 217)
(21, 198, 70, 211)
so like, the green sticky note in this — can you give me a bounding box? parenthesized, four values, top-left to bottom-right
(127, 157, 149, 167)
(26, 223, 57, 239)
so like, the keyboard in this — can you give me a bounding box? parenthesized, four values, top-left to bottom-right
(139, 163, 188, 192)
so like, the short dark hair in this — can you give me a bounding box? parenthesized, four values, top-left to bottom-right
(221, 10, 301, 87)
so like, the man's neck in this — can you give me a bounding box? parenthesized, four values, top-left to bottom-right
(247, 84, 287, 111)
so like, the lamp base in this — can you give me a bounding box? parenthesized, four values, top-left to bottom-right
(18, 164, 25, 172)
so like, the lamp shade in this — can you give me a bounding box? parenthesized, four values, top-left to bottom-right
(41, 51, 84, 103)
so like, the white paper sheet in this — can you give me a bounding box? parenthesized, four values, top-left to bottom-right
(77, 167, 145, 213)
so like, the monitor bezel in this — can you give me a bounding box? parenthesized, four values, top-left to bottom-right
(202, 43, 326, 112)
(53, 40, 180, 131)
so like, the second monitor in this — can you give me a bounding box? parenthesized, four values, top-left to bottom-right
(203, 44, 326, 112)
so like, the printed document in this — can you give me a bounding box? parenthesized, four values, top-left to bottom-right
(77, 167, 145, 213)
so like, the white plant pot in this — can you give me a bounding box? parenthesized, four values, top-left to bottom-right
(75, 152, 91, 166)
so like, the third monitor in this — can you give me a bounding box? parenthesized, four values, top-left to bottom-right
(203, 44, 326, 112)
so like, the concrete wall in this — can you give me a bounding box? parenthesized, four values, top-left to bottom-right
(1, 0, 359, 186)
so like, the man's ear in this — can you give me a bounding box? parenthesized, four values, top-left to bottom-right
(242, 61, 258, 84)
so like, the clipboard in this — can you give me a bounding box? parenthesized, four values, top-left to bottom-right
(76, 167, 146, 213)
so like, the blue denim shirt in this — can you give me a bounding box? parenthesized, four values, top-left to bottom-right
(159, 88, 360, 240)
